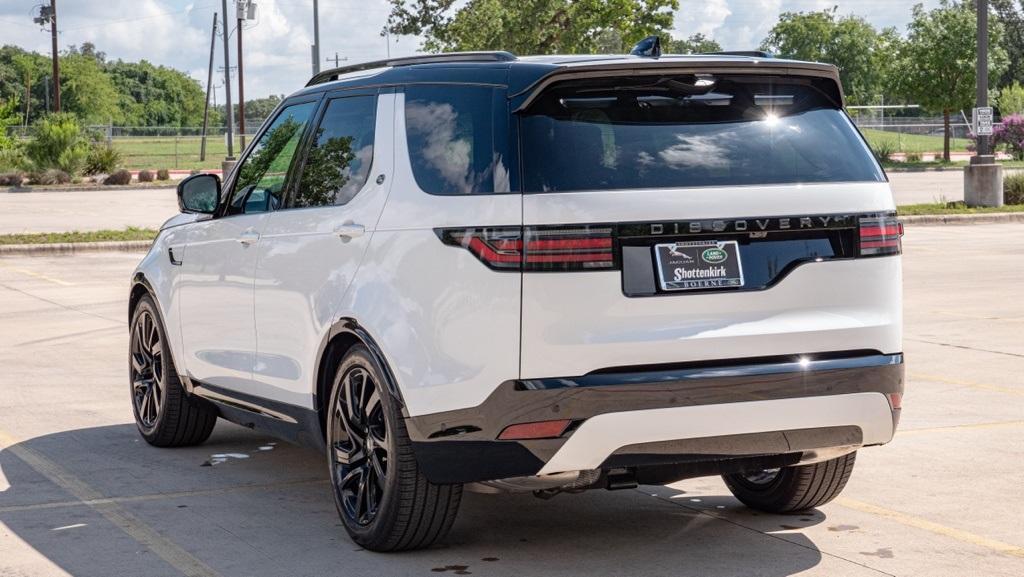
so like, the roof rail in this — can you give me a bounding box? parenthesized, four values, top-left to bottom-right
(705, 50, 772, 58)
(306, 51, 518, 86)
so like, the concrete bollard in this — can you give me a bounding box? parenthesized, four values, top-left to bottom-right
(221, 158, 238, 181)
(964, 157, 1003, 207)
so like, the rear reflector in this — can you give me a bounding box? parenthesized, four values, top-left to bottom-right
(887, 392, 903, 410)
(437, 226, 616, 271)
(859, 215, 903, 256)
(498, 419, 572, 440)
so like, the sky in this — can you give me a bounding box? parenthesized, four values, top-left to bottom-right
(0, 0, 944, 102)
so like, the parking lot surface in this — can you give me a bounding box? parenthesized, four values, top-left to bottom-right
(1, 224, 1023, 577)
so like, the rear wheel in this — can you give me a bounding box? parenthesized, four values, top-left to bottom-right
(722, 452, 856, 513)
(327, 345, 462, 552)
(130, 295, 217, 447)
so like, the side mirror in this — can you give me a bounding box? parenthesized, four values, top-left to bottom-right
(177, 173, 222, 214)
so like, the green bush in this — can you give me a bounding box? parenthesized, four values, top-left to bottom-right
(1004, 172, 1024, 204)
(156, 168, 170, 180)
(998, 82, 1024, 116)
(104, 169, 132, 185)
(138, 169, 154, 182)
(904, 151, 922, 162)
(84, 144, 122, 175)
(871, 139, 898, 163)
(0, 147, 26, 172)
(24, 113, 89, 175)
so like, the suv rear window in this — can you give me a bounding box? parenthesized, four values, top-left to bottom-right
(520, 74, 884, 193)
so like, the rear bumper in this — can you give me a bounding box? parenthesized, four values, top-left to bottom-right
(406, 353, 904, 484)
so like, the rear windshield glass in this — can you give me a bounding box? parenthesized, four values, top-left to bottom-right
(520, 74, 884, 193)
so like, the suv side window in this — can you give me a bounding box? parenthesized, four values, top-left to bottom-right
(404, 85, 510, 195)
(293, 95, 377, 208)
(225, 101, 317, 216)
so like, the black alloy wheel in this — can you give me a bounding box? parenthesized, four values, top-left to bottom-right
(330, 365, 389, 526)
(131, 308, 164, 430)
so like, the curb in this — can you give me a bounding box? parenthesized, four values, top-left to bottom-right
(0, 240, 153, 256)
(4, 184, 176, 193)
(901, 212, 1024, 225)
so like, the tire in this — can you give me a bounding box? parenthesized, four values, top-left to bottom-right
(130, 294, 217, 447)
(722, 452, 857, 513)
(327, 345, 462, 552)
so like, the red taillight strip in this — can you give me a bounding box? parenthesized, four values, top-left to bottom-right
(527, 238, 612, 250)
(466, 237, 521, 263)
(859, 215, 903, 257)
(437, 226, 617, 271)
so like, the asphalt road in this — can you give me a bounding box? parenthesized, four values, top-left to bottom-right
(0, 172, 989, 234)
(1, 225, 1023, 577)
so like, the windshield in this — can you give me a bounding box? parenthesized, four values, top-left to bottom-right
(519, 74, 884, 193)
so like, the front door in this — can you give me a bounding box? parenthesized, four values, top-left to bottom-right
(178, 100, 318, 392)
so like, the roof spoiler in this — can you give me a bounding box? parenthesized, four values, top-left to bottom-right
(306, 51, 517, 87)
(704, 50, 773, 58)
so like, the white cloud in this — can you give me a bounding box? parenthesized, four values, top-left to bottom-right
(0, 0, 948, 104)
(673, 0, 945, 51)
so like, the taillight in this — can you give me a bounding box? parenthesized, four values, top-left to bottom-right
(859, 215, 903, 256)
(437, 226, 616, 271)
(524, 226, 615, 270)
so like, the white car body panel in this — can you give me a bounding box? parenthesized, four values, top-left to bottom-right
(520, 182, 901, 379)
(537, 392, 895, 475)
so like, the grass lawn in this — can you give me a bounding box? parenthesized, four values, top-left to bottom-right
(112, 136, 246, 171)
(898, 203, 1024, 215)
(0, 227, 158, 245)
(861, 128, 970, 153)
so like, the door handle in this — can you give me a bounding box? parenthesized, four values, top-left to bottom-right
(237, 229, 260, 246)
(335, 223, 365, 241)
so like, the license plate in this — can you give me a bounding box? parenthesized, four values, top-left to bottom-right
(654, 240, 745, 291)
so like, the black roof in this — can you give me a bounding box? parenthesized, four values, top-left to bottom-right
(291, 51, 844, 108)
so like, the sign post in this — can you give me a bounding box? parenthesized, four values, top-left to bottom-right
(965, 0, 1003, 207)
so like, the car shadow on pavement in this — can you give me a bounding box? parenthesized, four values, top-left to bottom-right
(0, 423, 828, 577)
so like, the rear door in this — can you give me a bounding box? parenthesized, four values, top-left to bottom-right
(252, 90, 393, 407)
(515, 72, 900, 378)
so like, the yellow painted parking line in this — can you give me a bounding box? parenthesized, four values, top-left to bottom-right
(909, 372, 1024, 397)
(898, 420, 1024, 436)
(929, 310, 1024, 322)
(0, 430, 221, 577)
(836, 497, 1024, 559)
(0, 263, 73, 286)
(0, 478, 328, 514)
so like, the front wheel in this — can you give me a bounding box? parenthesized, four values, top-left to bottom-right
(327, 345, 462, 552)
(722, 452, 857, 513)
(130, 294, 217, 446)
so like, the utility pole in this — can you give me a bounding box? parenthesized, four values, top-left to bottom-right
(220, 0, 235, 170)
(237, 5, 246, 150)
(201, 13, 218, 162)
(965, 0, 1002, 206)
(312, 0, 321, 75)
(33, 1, 60, 112)
(326, 52, 347, 68)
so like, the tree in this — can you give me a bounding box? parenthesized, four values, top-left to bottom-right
(891, 1, 1007, 161)
(998, 81, 1024, 114)
(61, 53, 122, 124)
(992, 0, 1024, 87)
(383, 0, 678, 54)
(0, 96, 19, 150)
(760, 8, 897, 105)
(668, 33, 722, 54)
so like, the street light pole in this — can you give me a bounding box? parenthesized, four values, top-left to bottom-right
(312, 0, 321, 75)
(50, 0, 60, 113)
(237, 6, 246, 150)
(220, 0, 236, 169)
(976, 0, 990, 158)
(964, 0, 1002, 206)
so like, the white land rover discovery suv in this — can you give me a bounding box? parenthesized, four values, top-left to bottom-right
(129, 45, 903, 552)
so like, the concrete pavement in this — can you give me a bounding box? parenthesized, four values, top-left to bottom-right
(1, 225, 1023, 576)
